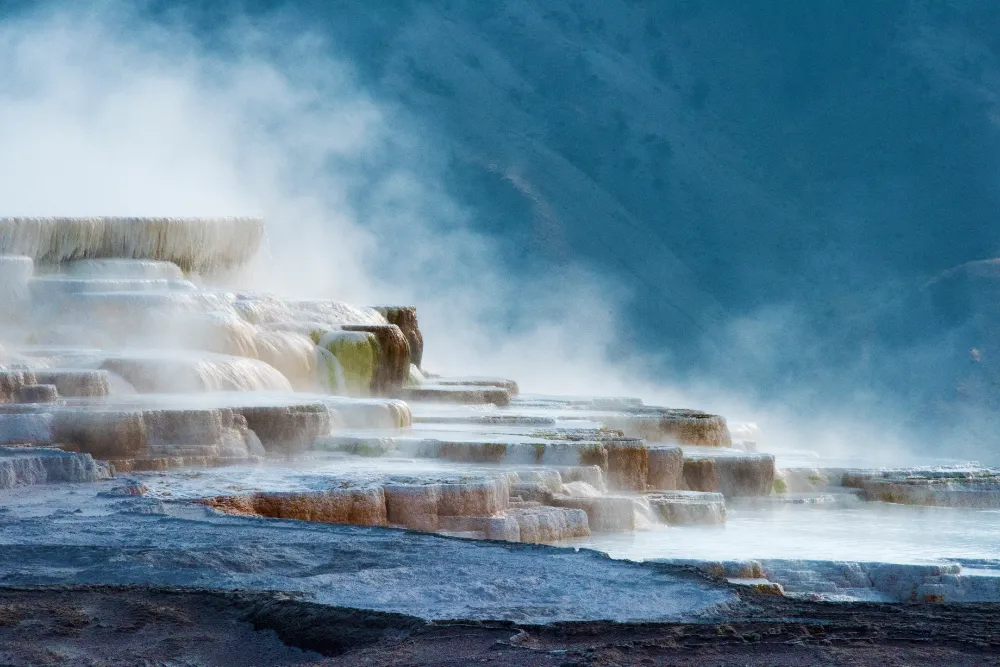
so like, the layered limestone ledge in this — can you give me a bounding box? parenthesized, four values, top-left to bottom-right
(55, 258, 185, 280)
(549, 494, 643, 532)
(0, 369, 39, 403)
(682, 448, 776, 497)
(0, 217, 264, 273)
(19, 384, 57, 403)
(321, 397, 412, 429)
(0, 445, 110, 487)
(646, 490, 727, 525)
(647, 444, 684, 490)
(201, 487, 388, 526)
(427, 376, 520, 397)
(195, 469, 592, 545)
(399, 384, 512, 406)
(842, 467, 1000, 508)
(383, 476, 510, 532)
(99, 353, 293, 393)
(233, 402, 332, 455)
(42, 393, 337, 458)
(49, 405, 264, 460)
(363, 435, 610, 472)
(32, 369, 111, 397)
(600, 408, 732, 446)
(440, 506, 590, 543)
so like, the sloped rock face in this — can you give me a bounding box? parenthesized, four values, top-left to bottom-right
(713, 453, 776, 497)
(682, 458, 719, 493)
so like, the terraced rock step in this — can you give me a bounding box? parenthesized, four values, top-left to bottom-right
(197, 469, 597, 545)
(682, 448, 776, 497)
(0, 446, 110, 487)
(429, 376, 519, 396)
(646, 490, 727, 525)
(842, 467, 1000, 508)
(399, 384, 513, 406)
(0, 217, 264, 272)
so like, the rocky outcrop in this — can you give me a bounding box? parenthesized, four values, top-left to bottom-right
(374, 306, 423, 369)
(341, 324, 410, 395)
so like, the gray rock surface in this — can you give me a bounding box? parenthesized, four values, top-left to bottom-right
(0, 480, 735, 623)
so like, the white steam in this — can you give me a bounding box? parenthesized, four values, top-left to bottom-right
(0, 2, 645, 395)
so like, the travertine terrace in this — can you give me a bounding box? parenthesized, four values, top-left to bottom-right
(0, 216, 997, 610)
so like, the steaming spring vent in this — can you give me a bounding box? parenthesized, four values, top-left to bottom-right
(0, 217, 264, 273)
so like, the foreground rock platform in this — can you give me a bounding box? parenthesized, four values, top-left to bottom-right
(0, 480, 735, 624)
